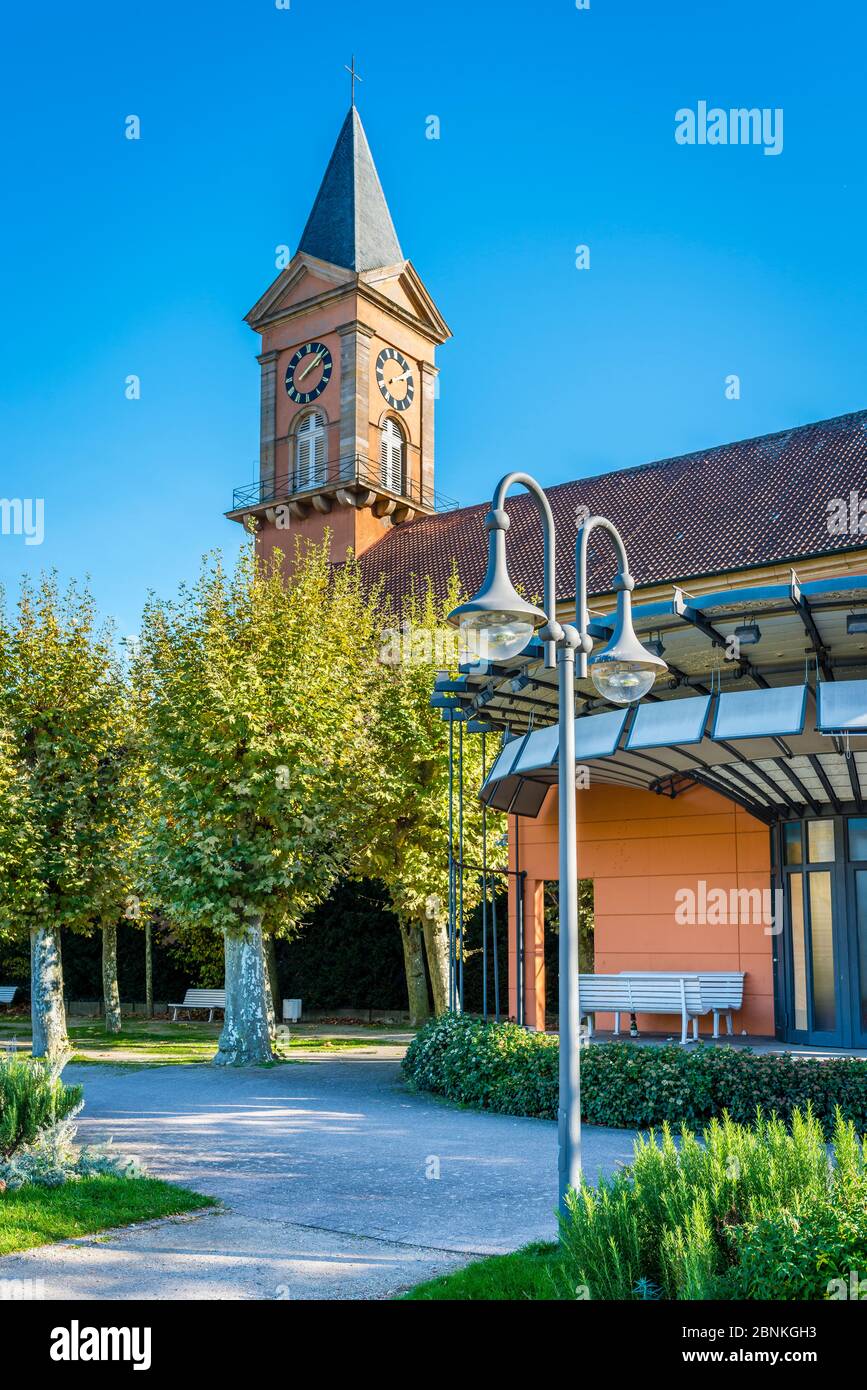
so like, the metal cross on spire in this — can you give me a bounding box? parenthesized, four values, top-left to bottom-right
(344, 55, 363, 106)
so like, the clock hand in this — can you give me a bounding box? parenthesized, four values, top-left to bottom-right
(390, 370, 412, 383)
(298, 350, 325, 382)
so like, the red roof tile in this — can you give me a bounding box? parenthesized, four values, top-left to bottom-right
(358, 409, 867, 604)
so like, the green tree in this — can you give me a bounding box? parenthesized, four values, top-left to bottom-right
(136, 540, 381, 1064)
(0, 575, 140, 1058)
(361, 580, 506, 1022)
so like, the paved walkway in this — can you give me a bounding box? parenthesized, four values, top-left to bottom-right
(0, 1058, 637, 1300)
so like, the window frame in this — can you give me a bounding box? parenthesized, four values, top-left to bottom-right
(294, 409, 327, 491)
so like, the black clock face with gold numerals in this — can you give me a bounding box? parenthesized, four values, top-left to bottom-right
(376, 348, 414, 411)
(285, 341, 333, 404)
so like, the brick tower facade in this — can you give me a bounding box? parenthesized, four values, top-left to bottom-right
(227, 104, 451, 565)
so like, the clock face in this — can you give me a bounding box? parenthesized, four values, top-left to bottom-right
(285, 341, 333, 404)
(376, 348, 414, 411)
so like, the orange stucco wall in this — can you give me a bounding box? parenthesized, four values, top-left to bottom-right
(508, 781, 774, 1037)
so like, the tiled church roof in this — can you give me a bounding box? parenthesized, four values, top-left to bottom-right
(297, 106, 403, 273)
(358, 409, 867, 604)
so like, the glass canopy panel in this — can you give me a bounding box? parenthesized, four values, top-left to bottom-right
(573, 709, 630, 760)
(481, 775, 521, 810)
(513, 722, 560, 775)
(483, 734, 527, 788)
(626, 695, 711, 751)
(817, 680, 867, 733)
(508, 780, 550, 817)
(712, 685, 808, 740)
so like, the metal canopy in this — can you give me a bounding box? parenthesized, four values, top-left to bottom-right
(435, 572, 867, 823)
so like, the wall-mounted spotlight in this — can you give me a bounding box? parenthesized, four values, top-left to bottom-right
(734, 621, 762, 646)
(847, 613, 867, 635)
(646, 633, 666, 658)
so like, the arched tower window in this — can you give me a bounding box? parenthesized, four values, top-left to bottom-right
(380, 417, 405, 495)
(295, 410, 326, 491)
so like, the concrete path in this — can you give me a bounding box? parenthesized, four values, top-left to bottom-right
(0, 1058, 637, 1300)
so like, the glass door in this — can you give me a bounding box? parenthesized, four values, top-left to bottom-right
(845, 818, 867, 1047)
(780, 819, 847, 1046)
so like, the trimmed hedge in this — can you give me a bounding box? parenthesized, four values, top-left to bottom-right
(402, 1013, 867, 1130)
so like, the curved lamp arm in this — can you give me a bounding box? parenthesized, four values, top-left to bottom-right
(575, 516, 633, 678)
(491, 471, 563, 668)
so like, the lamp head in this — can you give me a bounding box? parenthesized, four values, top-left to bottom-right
(446, 508, 547, 664)
(448, 588, 547, 666)
(588, 578, 668, 704)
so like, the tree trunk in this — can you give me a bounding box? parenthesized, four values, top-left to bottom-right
(144, 917, 153, 1017)
(422, 916, 451, 1016)
(213, 918, 275, 1066)
(102, 921, 122, 1034)
(30, 924, 68, 1062)
(400, 922, 430, 1028)
(263, 932, 280, 1038)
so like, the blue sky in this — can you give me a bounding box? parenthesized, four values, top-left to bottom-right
(1, 0, 864, 633)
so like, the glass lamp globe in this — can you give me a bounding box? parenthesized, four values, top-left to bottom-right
(458, 609, 536, 665)
(587, 582, 668, 704)
(589, 658, 659, 704)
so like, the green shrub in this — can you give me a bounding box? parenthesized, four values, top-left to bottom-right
(403, 1013, 558, 1115)
(402, 1014, 867, 1130)
(715, 1201, 867, 1300)
(0, 1055, 83, 1159)
(560, 1108, 867, 1300)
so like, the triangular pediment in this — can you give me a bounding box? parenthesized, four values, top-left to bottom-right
(245, 253, 355, 329)
(360, 260, 451, 343)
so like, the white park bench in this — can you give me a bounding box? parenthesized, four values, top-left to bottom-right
(0, 986, 19, 1008)
(578, 975, 633, 1039)
(579, 973, 707, 1045)
(168, 988, 226, 1023)
(626, 971, 746, 1039)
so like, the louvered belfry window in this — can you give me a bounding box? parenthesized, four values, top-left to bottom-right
(380, 417, 404, 495)
(295, 411, 326, 491)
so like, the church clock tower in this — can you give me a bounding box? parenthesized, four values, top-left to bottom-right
(227, 99, 451, 565)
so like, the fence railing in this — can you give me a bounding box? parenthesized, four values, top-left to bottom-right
(231, 454, 457, 514)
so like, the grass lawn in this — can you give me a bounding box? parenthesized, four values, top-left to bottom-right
(400, 1242, 574, 1301)
(0, 1016, 409, 1065)
(0, 1176, 216, 1256)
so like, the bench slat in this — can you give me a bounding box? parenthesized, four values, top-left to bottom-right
(168, 988, 227, 1021)
(577, 970, 746, 1044)
(169, 989, 227, 1006)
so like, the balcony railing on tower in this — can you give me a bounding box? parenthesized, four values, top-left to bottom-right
(228, 452, 457, 517)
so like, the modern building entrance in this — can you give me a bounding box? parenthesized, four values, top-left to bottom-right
(776, 815, 867, 1048)
(437, 570, 867, 1045)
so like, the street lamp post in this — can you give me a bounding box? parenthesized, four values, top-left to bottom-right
(448, 473, 667, 1225)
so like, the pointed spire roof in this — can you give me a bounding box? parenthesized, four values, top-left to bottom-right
(297, 106, 403, 273)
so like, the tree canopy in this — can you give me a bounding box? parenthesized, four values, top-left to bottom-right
(135, 540, 384, 1061)
(360, 578, 506, 1019)
(0, 574, 140, 1056)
